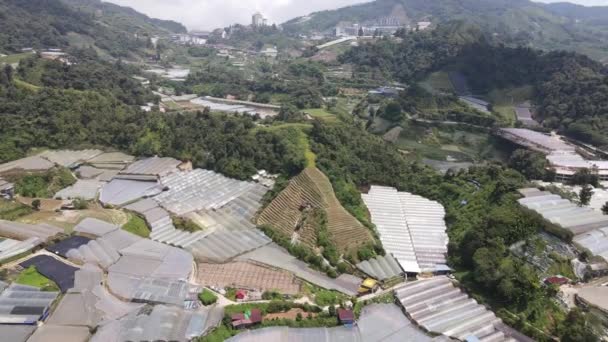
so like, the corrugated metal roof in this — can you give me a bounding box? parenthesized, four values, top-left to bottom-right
(121, 157, 181, 177)
(362, 186, 449, 273)
(0, 156, 54, 174)
(188, 230, 271, 263)
(38, 150, 103, 168)
(55, 180, 103, 200)
(356, 254, 403, 280)
(396, 277, 512, 341)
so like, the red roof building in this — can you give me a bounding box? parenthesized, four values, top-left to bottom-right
(231, 309, 262, 329)
(545, 276, 569, 286)
(337, 309, 355, 325)
(235, 290, 247, 300)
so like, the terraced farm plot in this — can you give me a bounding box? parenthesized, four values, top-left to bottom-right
(197, 261, 300, 295)
(257, 167, 373, 253)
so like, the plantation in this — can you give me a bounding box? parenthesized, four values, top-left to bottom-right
(257, 167, 374, 255)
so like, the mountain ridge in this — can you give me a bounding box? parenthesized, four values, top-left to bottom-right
(283, 0, 608, 61)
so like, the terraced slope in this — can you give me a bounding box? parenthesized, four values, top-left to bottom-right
(258, 167, 373, 253)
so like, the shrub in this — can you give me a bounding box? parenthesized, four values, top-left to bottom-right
(199, 289, 218, 305)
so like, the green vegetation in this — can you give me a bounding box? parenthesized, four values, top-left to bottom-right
(198, 289, 218, 306)
(284, 0, 608, 61)
(197, 325, 239, 342)
(0, 200, 33, 220)
(15, 266, 59, 291)
(13, 168, 76, 198)
(0, 0, 184, 57)
(122, 215, 150, 238)
(308, 121, 591, 340)
(0, 53, 33, 64)
(312, 289, 348, 307)
(172, 216, 202, 233)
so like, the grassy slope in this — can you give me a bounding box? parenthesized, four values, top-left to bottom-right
(122, 215, 150, 238)
(16, 266, 60, 291)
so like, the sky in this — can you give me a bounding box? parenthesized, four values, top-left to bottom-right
(104, 0, 608, 30)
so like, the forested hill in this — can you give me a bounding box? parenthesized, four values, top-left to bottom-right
(0, 0, 185, 58)
(283, 0, 608, 62)
(339, 22, 608, 148)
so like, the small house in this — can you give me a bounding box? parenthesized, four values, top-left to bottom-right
(544, 276, 569, 286)
(231, 309, 262, 329)
(357, 278, 379, 295)
(235, 289, 247, 301)
(337, 308, 355, 326)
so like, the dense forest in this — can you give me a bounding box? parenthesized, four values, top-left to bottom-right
(340, 22, 608, 148)
(0, 0, 184, 57)
(0, 55, 305, 180)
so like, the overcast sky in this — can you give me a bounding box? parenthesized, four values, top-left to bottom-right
(104, 0, 608, 30)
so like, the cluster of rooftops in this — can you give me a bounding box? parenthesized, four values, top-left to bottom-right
(0, 149, 544, 341)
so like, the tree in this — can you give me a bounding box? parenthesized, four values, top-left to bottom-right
(358, 27, 364, 37)
(579, 185, 594, 207)
(31, 199, 41, 211)
(381, 101, 403, 122)
(602, 201, 608, 215)
(570, 168, 599, 187)
(558, 309, 599, 342)
(508, 149, 547, 180)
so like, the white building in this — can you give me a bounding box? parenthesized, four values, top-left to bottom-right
(252, 12, 266, 27)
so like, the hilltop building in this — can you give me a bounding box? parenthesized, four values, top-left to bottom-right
(335, 17, 406, 37)
(252, 12, 267, 27)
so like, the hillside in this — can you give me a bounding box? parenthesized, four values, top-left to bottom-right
(257, 167, 374, 255)
(0, 0, 185, 58)
(283, 0, 608, 61)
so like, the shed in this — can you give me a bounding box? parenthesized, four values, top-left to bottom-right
(235, 290, 247, 300)
(337, 309, 355, 325)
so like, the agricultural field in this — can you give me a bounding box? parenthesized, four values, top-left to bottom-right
(394, 122, 509, 163)
(122, 215, 150, 238)
(0, 200, 33, 221)
(257, 167, 373, 253)
(15, 266, 60, 292)
(483, 86, 534, 126)
(0, 52, 34, 64)
(420, 71, 454, 94)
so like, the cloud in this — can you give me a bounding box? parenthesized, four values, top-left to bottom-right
(103, 0, 608, 30)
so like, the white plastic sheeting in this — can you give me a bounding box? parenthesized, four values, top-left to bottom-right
(188, 229, 271, 263)
(155, 169, 268, 216)
(99, 179, 163, 207)
(38, 150, 103, 168)
(121, 157, 181, 177)
(124, 199, 206, 248)
(396, 277, 514, 341)
(91, 304, 223, 342)
(0, 220, 62, 241)
(362, 186, 449, 273)
(0, 156, 54, 174)
(0, 237, 42, 262)
(55, 179, 103, 200)
(518, 189, 608, 262)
